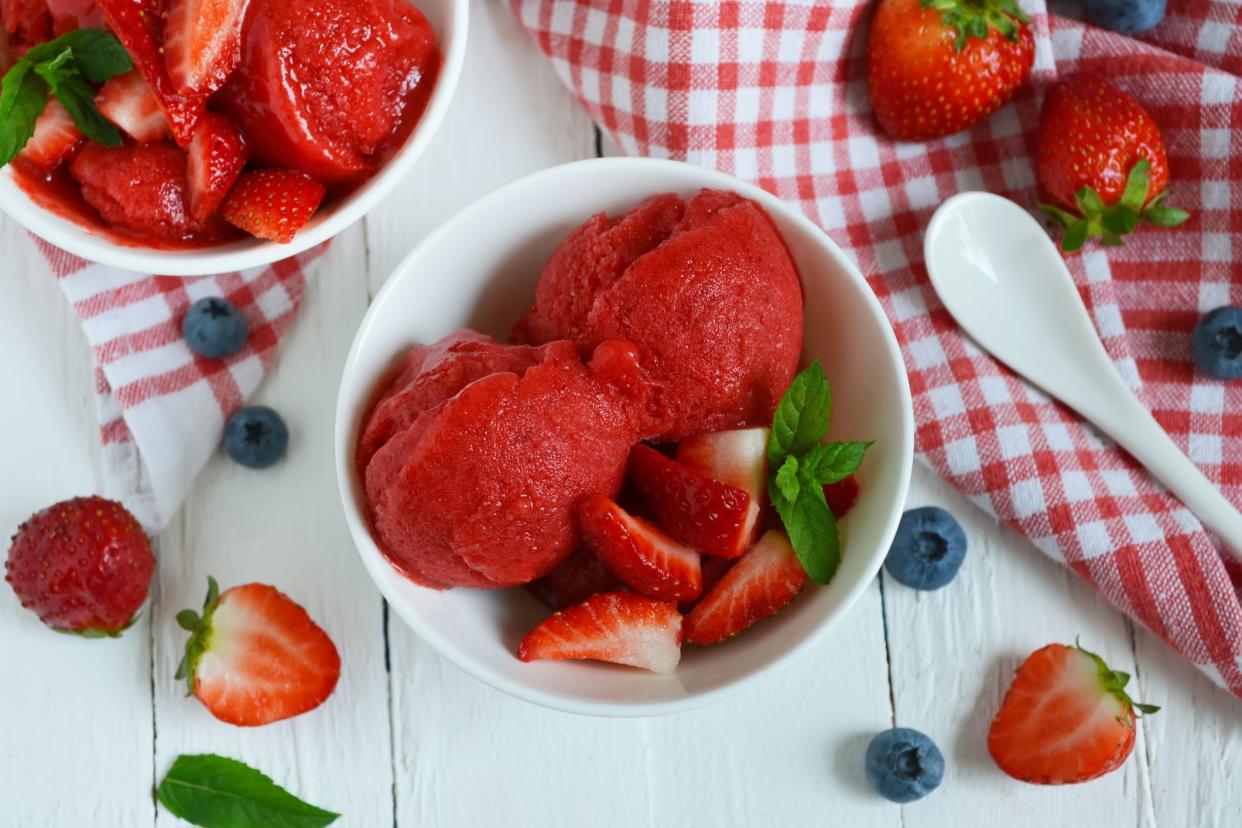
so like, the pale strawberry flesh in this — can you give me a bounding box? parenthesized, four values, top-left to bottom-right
(189, 582, 340, 727)
(580, 495, 702, 602)
(988, 643, 1143, 784)
(19, 99, 81, 169)
(676, 427, 768, 550)
(683, 529, 806, 645)
(164, 0, 249, 95)
(518, 591, 682, 674)
(628, 443, 752, 559)
(95, 69, 170, 143)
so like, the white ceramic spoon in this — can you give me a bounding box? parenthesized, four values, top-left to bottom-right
(924, 191, 1242, 563)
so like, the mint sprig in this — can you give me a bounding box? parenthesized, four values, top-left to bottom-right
(157, 754, 340, 828)
(0, 28, 132, 167)
(767, 362, 872, 584)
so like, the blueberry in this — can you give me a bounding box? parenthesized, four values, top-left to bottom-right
(865, 727, 945, 803)
(1192, 306, 1242, 381)
(183, 297, 248, 359)
(885, 506, 966, 590)
(1086, 0, 1166, 35)
(224, 406, 288, 469)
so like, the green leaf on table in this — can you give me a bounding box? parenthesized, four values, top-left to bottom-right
(803, 440, 872, 485)
(767, 360, 831, 466)
(769, 477, 840, 584)
(157, 754, 340, 828)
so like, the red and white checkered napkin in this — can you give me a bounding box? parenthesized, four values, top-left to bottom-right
(511, 0, 1242, 698)
(31, 238, 326, 532)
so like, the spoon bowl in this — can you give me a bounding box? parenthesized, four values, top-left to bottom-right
(924, 191, 1242, 562)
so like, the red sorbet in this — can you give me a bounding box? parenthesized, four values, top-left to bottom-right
(360, 332, 646, 589)
(216, 0, 439, 184)
(514, 189, 803, 441)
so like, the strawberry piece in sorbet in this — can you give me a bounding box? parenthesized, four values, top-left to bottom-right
(514, 189, 803, 441)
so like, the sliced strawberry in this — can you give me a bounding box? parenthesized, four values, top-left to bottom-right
(824, 475, 860, 519)
(164, 0, 248, 95)
(176, 577, 341, 727)
(19, 99, 81, 169)
(220, 169, 326, 243)
(95, 69, 169, 143)
(186, 112, 245, 221)
(96, 0, 204, 144)
(628, 443, 752, 559)
(47, 0, 104, 34)
(676, 427, 768, 548)
(678, 555, 735, 614)
(579, 495, 701, 602)
(2, 0, 52, 48)
(518, 591, 682, 674)
(988, 642, 1158, 784)
(683, 529, 806, 645)
(526, 547, 620, 611)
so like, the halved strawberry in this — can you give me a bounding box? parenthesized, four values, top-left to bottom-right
(824, 475, 860, 519)
(628, 444, 752, 559)
(176, 577, 341, 727)
(676, 427, 768, 549)
(96, 0, 204, 144)
(220, 168, 326, 243)
(526, 547, 620, 611)
(19, 99, 81, 169)
(518, 591, 682, 674)
(95, 69, 169, 143)
(164, 0, 249, 95)
(683, 529, 806, 645)
(988, 642, 1158, 784)
(186, 112, 245, 221)
(579, 495, 701, 602)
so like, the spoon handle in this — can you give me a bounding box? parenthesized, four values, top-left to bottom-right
(1074, 367, 1242, 564)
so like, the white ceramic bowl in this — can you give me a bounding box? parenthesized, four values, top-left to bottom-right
(0, 0, 468, 276)
(335, 158, 914, 716)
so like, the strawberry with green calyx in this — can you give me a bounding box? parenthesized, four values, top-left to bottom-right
(766, 362, 872, 584)
(989, 640, 1159, 784)
(866, 0, 1034, 141)
(1037, 73, 1189, 252)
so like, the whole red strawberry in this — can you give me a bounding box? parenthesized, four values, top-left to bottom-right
(988, 641, 1159, 784)
(867, 0, 1034, 141)
(1037, 73, 1189, 251)
(5, 496, 154, 636)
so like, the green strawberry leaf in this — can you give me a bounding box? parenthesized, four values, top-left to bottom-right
(804, 440, 872, 485)
(1061, 219, 1089, 252)
(924, 0, 1028, 51)
(1134, 702, 1162, 715)
(1144, 205, 1189, 227)
(769, 478, 840, 585)
(767, 361, 831, 466)
(1038, 202, 1077, 229)
(0, 60, 48, 166)
(157, 754, 340, 828)
(1075, 187, 1106, 217)
(1100, 232, 1124, 247)
(1119, 159, 1151, 212)
(1101, 205, 1137, 236)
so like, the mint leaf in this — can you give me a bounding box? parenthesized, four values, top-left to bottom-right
(767, 361, 831, 465)
(157, 754, 340, 828)
(35, 54, 121, 147)
(804, 440, 872, 485)
(0, 61, 48, 166)
(774, 455, 801, 502)
(769, 479, 839, 584)
(65, 30, 132, 82)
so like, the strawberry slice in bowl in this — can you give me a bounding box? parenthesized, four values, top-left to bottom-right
(221, 168, 326, 243)
(164, 0, 250, 96)
(95, 69, 170, 144)
(519, 591, 683, 674)
(186, 112, 246, 222)
(676, 426, 768, 547)
(18, 99, 82, 170)
(579, 494, 702, 602)
(628, 443, 753, 559)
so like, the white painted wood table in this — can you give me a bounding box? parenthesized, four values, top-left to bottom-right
(1, 3, 1239, 826)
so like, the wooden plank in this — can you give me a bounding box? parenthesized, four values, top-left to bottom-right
(0, 218, 156, 826)
(150, 225, 395, 826)
(887, 464, 1156, 827)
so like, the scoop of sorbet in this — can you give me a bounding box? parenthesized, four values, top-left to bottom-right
(360, 332, 648, 589)
(215, 0, 439, 184)
(514, 189, 803, 441)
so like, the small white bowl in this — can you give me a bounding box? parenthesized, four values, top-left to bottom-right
(335, 158, 914, 716)
(0, 0, 468, 276)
